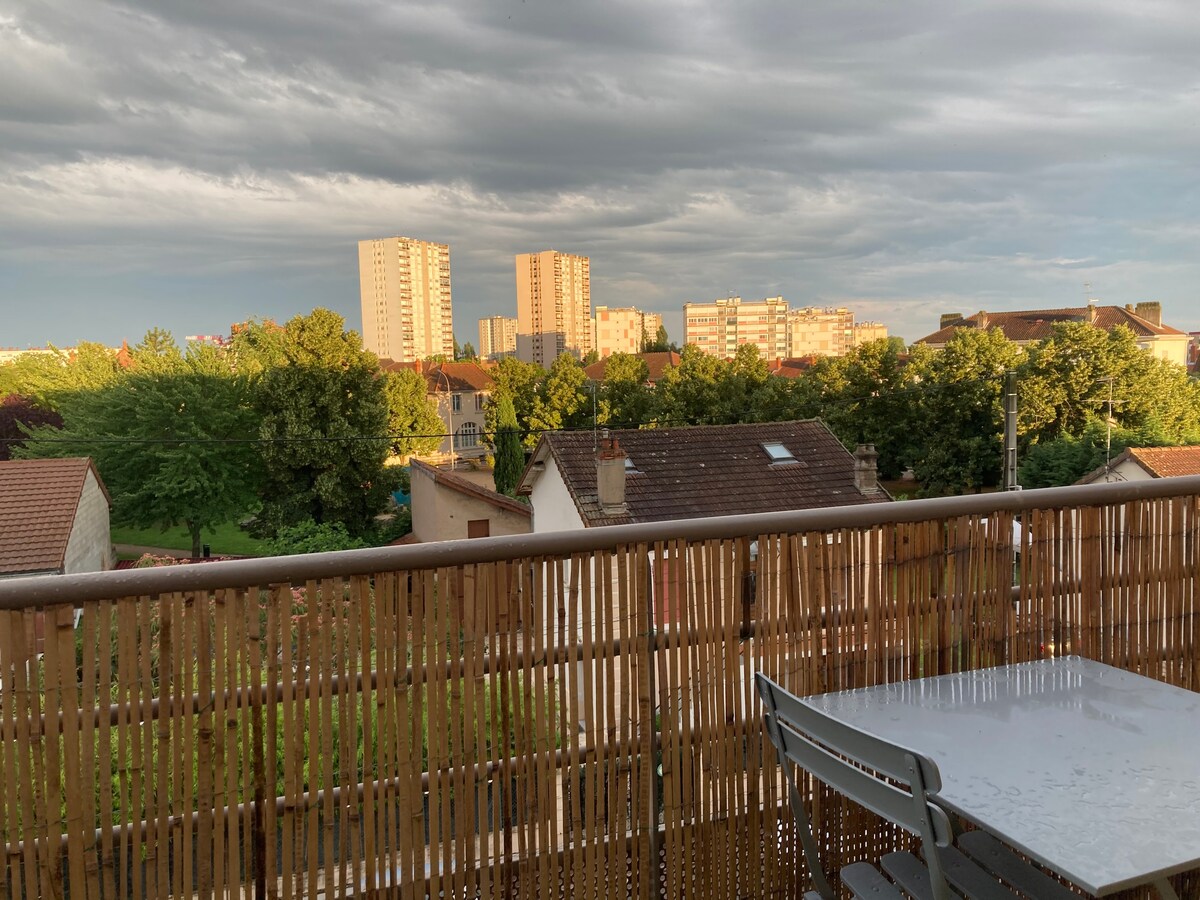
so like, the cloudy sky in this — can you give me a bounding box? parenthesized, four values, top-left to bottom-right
(4, 0, 1199, 349)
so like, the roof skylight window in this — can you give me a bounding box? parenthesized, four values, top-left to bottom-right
(762, 442, 795, 462)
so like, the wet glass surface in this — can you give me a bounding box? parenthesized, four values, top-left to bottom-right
(802, 657, 1200, 895)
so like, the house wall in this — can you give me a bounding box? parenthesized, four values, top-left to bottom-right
(1080, 457, 1155, 485)
(527, 456, 585, 533)
(62, 469, 112, 575)
(1142, 335, 1189, 368)
(432, 389, 489, 458)
(411, 465, 531, 543)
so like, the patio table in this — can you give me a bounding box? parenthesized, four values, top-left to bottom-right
(800, 656, 1200, 898)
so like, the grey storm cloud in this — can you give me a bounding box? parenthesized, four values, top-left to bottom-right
(2, 0, 1199, 346)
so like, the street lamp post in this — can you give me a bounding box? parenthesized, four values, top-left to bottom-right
(435, 366, 455, 471)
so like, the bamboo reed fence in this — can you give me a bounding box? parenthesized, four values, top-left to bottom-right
(0, 477, 1198, 899)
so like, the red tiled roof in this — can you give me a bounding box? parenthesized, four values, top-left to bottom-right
(1129, 446, 1200, 478)
(518, 420, 889, 527)
(424, 362, 495, 392)
(916, 306, 1185, 346)
(0, 457, 110, 575)
(584, 352, 681, 384)
(410, 458, 531, 516)
(771, 357, 820, 378)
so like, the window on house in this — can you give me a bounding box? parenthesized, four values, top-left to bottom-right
(467, 519, 490, 538)
(475, 393, 486, 411)
(762, 442, 796, 462)
(451, 393, 462, 413)
(456, 421, 480, 449)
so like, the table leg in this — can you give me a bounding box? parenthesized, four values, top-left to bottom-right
(1152, 877, 1181, 900)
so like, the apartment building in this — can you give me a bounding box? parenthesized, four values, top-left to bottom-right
(683, 296, 789, 359)
(515, 251, 592, 367)
(852, 322, 889, 347)
(358, 237, 454, 362)
(478, 316, 518, 360)
(787, 306, 855, 358)
(592, 306, 664, 357)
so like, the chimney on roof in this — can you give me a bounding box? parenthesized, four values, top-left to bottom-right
(1087, 304, 1098, 324)
(1134, 302, 1162, 327)
(976, 310, 989, 330)
(853, 444, 880, 494)
(940, 313, 964, 329)
(596, 432, 627, 513)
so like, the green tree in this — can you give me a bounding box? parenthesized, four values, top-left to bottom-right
(268, 519, 368, 555)
(485, 357, 546, 449)
(528, 354, 592, 436)
(255, 309, 392, 536)
(913, 328, 1023, 496)
(798, 339, 933, 479)
(459, 341, 478, 361)
(491, 391, 524, 496)
(598, 352, 653, 427)
(644, 324, 673, 353)
(582, 349, 600, 366)
(382, 368, 442, 458)
(19, 347, 260, 557)
(0, 394, 63, 461)
(131, 328, 184, 373)
(1019, 419, 1194, 488)
(653, 344, 726, 425)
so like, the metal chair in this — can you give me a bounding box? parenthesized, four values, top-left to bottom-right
(756, 673, 1077, 900)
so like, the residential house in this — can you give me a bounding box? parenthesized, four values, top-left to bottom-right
(1077, 446, 1200, 485)
(915, 302, 1189, 366)
(0, 457, 113, 578)
(383, 360, 496, 460)
(0, 457, 113, 655)
(517, 420, 888, 532)
(582, 350, 681, 385)
(409, 458, 531, 542)
(516, 419, 889, 632)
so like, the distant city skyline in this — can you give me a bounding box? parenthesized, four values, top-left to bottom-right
(4, 2, 1200, 348)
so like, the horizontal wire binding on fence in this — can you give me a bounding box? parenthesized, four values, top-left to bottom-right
(0, 480, 1198, 899)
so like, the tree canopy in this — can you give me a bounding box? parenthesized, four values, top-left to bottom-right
(254, 309, 393, 536)
(18, 342, 260, 557)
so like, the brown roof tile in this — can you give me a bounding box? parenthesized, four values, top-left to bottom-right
(916, 305, 1185, 346)
(1129, 446, 1200, 478)
(425, 362, 495, 392)
(583, 352, 681, 384)
(520, 421, 889, 527)
(0, 457, 109, 575)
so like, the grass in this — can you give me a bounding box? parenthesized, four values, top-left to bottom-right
(110, 520, 270, 557)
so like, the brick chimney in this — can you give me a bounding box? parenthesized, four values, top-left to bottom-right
(976, 310, 989, 330)
(1134, 301, 1163, 327)
(940, 313, 964, 329)
(596, 431, 627, 513)
(1087, 302, 1098, 324)
(853, 444, 880, 494)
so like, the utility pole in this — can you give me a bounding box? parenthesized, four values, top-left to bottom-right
(1097, 376, 1116, 482)
(1003, 371, 1020, 491)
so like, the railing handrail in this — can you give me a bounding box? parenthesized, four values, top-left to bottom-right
(2, 475, 1198, 609)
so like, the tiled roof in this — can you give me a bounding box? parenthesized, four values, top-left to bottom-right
(410, 458, 531, 516)
(378, 360, 496, 393)
(518, 420, 888, 527)
(771, 357, 820, 378)
(1076, 445, 1200, 483)
(425, 363, 495, 392)
(584, 352, 681, 384)
(1130, 446, 1200, 478)
(0, 457, 109, 575)
(916, 306, 1185, 346)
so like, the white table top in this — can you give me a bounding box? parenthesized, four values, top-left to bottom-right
(800, 657, 1200, 896)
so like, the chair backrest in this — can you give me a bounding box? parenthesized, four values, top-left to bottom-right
(757, 672, 956, 900)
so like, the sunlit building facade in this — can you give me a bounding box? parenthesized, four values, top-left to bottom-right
(515, 251, 592, 367)
(359, 237, 454, 362)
